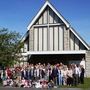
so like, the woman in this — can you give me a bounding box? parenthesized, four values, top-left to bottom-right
(62, 66, 68, 85)
(67, 67, 73, 86)
(57, 67, 63, 86)
(80, 65, 85, 84)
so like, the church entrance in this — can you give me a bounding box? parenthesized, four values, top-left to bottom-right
(28, 54, 85, 65)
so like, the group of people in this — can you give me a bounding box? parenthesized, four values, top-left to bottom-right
(0, 62, 85, 88)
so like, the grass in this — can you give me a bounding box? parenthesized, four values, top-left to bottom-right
(60, 78, 90, 89)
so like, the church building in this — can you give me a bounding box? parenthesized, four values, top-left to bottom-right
(21, 1, 90, 77)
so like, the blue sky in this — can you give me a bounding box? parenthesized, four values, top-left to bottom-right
(0, 0, 90, 44)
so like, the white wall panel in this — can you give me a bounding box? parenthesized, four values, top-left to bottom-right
(39, 16, 42, 24)
(49, 27, 53, 51)
(39, 28, 42, 51)
(43, 27, 47, 51)
(24, 42, 27, 52)
(34, 28, 38, 51)
(54, 27, 58, 51)
(75, 37, 79, 50)
(43, 10, 47, 24)
(29, 28, 34, 51)
(49, 9, 53, 23)
(59, 27, 63, 50)
(54, 14, 59, 23)
(70, 33, 74, 50)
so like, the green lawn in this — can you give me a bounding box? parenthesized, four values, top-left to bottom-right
(60, 78, 90, 89)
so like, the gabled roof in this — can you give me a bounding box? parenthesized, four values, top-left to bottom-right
(21, 31, 29, 42)
(27, 1, 70, 30)
(27, 1, 90, 50)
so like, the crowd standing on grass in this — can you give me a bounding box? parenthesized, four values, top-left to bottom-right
(0, 63, 85, 88)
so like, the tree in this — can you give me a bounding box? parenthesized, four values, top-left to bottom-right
(0, 28, 23, 68)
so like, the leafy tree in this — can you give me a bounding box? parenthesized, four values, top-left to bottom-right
(0, 28, 23, 68)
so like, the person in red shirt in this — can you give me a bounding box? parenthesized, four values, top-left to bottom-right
(6, 67, 12, 79)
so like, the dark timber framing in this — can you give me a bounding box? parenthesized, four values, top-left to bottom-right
(38, 28, 39, 51)
(47, 6, 49, 51)
(53, 27, 54, 51)
(79, 40, 80, 50)
(74, 34, 75, 50)
(58, 26, 59, 51)
(33, 28, 34, 51)
(42, 28, 44, 51)
(63, 26, 64, 50)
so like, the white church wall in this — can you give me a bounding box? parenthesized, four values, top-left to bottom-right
(24, 42, 27, 52)
(49, 9, 53, 23)
(54, 27, 58, 51)
(70, 32, 74, 50)
(75, 37, 79, 50)
(39, 28, 43, 51)
(39, 16, 43, 24)
(59, 26, 63, 50)
(43, 27, 48, 51)
(34, 28, 38, 51)
(43, 10, 48, 24)
(49, 27, 54, 51)
(54, 14, 59, 23)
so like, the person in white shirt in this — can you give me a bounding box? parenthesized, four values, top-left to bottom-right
(35, 80, 42, 88)
(62, 66, 68, 85)
(80, 58, 85, 69)
(73, 64, 80, 86)
(67, 66, 73, 86)
(36, 66, 40, 80)
(3, 79, 7, 86)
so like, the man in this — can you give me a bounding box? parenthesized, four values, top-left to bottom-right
(36, 66, 40, 80)
(52, 65, 58, 85)
(73, 64, 80, 86)
(21, 67, 26, 79)
(80, 65, 85, 84)
(30, 65, 34, 81)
